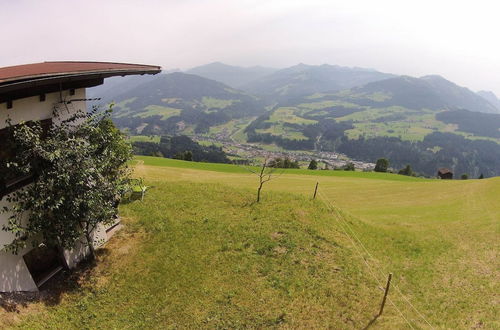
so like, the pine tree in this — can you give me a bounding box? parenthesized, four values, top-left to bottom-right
(308, 159, 318, 170)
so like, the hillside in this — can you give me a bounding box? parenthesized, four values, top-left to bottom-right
(4, 158, 498, 328)
(186, 62, 278, 88)
(240, 63, 395, 100)
(243, 73, 500, 176)
(344, 75, 499, 113)
(107, 72, 265, 135)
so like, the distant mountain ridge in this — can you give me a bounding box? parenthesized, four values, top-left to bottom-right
(186, 62, 278, 88)
(345, 74, 499, 113)
(240, 63, 395, 100)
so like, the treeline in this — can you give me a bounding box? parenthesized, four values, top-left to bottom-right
(132, 135, 230, 163)
(436, 110, 500, 139)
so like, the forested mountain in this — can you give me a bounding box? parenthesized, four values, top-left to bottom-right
(106, 72, 265, 135)
(240, 63, 395, 100)
(345, 75, 499, 113)
(186, 62, 277, 88)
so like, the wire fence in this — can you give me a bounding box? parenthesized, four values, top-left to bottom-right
(317, 191, 434, 329)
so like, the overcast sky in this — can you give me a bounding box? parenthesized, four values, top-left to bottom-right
(1, 0, 499, 94)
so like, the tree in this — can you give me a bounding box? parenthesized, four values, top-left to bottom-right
(2, 106, 132, 259)
(308, 159, 318, 170)
(479, 173, 484, 179)
(241, 156, 283, 203)
(461, 173, 468, 180)
(374, 158, 389, 172)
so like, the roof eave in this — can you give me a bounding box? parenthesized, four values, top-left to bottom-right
(0, 68, 161, 103)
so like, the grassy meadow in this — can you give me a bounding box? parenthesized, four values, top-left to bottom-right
(2, 157, 498, 329)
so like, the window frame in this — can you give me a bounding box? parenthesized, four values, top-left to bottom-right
(0, 118, 52, 198)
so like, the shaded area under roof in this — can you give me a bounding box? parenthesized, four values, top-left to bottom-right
(0, 61, 161, 103)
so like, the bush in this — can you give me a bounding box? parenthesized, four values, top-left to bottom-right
(269, 157, 300, 169)
(343, 162, 355, 171)
(398, 164, 414, 176)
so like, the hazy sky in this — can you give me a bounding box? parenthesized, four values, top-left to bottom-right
(1, 0, 499, 94)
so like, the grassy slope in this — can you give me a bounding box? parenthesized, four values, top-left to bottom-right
(9, 184, 386, 329)
(129, 158, 499, 328)
(128, 135, 161, 143)
(5, 157, 499, 329)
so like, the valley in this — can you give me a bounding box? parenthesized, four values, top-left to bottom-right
(92, 62, 500, 177)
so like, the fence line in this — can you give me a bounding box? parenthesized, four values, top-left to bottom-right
(317, 191, 433, 328)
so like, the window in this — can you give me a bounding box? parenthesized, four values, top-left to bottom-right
(23, 245, 64, 287)
(0, 118, 52, 198)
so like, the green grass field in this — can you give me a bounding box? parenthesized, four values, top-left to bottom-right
(2, 157, 498, 329)
(128, 135, 161, 143)
(201, 97, 237, 109)
(136, 105, 182, 119)
(136, 156, 426, 181)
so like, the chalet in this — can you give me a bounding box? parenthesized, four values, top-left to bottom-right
(437, 168, 453, 179)
(0, 61, 160, 292)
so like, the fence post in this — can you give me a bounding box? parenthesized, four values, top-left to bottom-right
(378, 273, 393, 316)
(313, 182, 319, 199)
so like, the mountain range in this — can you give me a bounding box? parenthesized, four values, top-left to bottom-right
(240, 63, 396, 100)
(88, 62, 500, 177)
(336, 74, 499, 113)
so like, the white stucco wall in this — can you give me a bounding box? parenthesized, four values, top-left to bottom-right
(0, 89, 92, 292)
(63, 221, 115, 269)
(0, 89, 86, 129)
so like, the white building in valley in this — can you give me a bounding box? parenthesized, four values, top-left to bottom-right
(0, 61, 160, 292)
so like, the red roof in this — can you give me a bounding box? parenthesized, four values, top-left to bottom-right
(438, 168, 452, 174)
(0, 61, 161, 84)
